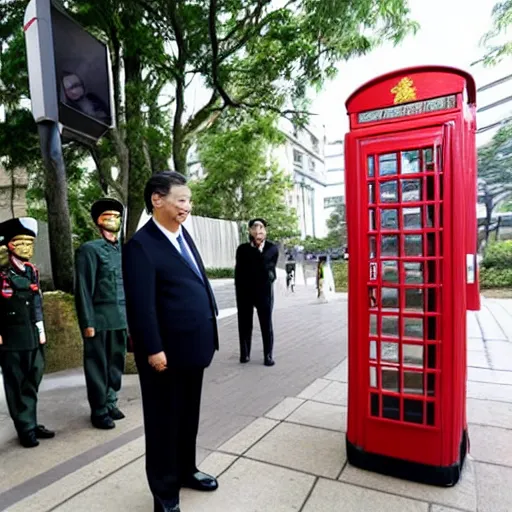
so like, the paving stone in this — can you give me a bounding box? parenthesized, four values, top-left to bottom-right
(467, 338, 485, 351)
(339, 460, 477, 511)
(485, 300, 512, 341)
(217, 417, 278, 455)
(310, 381, 348, 406)
(467, 424, 512, 467)
(297, 378, 332, 399)
(467, 368, 512, 386)
(265, 397, 305, 420)
(323, 358, 348, 382)
(286, 400, 347, 432)
(466, 381, 512, 403)
(467, 398, 512, 429)
(477, 306, 508, 341)
(183, 458, 316, 512)
(431, 507, 468, 512)
(246, 422, 345, 478)
(467, 351, 490, 369)
(475, 461, 512, 512)
(302, 478, 429, 512)
(487, 340, 512, 371)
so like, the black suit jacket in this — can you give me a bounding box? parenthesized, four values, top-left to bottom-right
(234, 240, 279, 299)
(122, 219, 218, 368)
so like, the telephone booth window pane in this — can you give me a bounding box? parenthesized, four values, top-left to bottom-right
(369, 236, 377, 258)
(405, 235, 423, 256)
(382, 395, 400, 420)
(403, 344, 423, 367)
(382, 261, 399, 283)
(423, 148, 434, 171)
(370, 393, 379, 417)
(382, 236, 398, 256)
(382, 316, 399, 338)
(370, 340, 377, 360)
(382, 368, 399, 392)
(382, 287, 399, 309)
(381, 209, 398, 230)
(403, 207, 422, 229)
(427, 374, 436, 396)
(404, 399, 423, 424)
(404, 317, 424, 339)
(369, 209, 376, 231)
(380, 181, 398, 203)
(404, 371, 424, 395)
(369, 183, 375, 204)
(401, 150, 420, 174)
(427, 345, 437, 368)
(427, 402, 435, 425)
(381, 341, 399, 362)
(404, 262, 424, 284)
(379, 153, 397, 176)
(370, 366, 377, 388)
(369, 287, 378, 309)
(405, 289, 424, 312)
(370, 314, 378, 335)
(427, 234, 436, 256)
(368, 156, 375, 177)
(402, 179, 421, 202)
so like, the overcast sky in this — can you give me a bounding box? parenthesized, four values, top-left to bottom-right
(312, 0, 510, 146)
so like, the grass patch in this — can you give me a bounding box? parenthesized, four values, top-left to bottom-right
(332, 261, 348, 292)
(206, 268, 234, 279)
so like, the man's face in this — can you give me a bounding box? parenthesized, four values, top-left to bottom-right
(153, 185, 192, 226)
(98, 210, 121, 233)
(8, 235, 35, 261)
(63, 74, 84, 101)
(250, 222, 266, 245)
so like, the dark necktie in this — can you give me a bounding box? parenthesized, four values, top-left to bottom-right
(177, 234, 203, 281)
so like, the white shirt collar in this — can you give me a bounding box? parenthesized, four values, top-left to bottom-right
(252, 240, 265, 252)
(152, 217, 182, 241)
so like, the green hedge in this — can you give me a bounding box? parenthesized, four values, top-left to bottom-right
(332, 261, 348, 292)
(480, 241, 512, 289)
(206, 267, 234, 279)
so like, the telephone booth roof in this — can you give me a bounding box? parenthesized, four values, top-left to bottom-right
(346, 65, 476, 115)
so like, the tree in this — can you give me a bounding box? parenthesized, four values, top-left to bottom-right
(478, 121, 512, 245)
(190, 112, 299, 240)
(480, 0, 512, 64)
(326, 202, 347, 247)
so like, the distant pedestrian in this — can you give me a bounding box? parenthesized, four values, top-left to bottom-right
(235, 218, 279, 366)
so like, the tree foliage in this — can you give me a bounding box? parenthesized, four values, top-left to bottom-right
(480, 0, 512, 64)
(190, 112, 299, 240)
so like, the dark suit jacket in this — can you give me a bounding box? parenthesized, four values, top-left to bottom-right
(122, 219, 218, 368)
(234, 240, 279, 299)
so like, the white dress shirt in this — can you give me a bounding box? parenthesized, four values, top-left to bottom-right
(152, 218, 201, 274)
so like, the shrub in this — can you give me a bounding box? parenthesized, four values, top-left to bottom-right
(480, 267, 512, 289)
(481, 240, 512, 270)
(206, 267, 234, 279)
(42, 292, 83, 373)
(332, 261, 348, 292)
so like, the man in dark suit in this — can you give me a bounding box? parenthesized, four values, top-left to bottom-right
(235, 218, 279, 366)
(122, 171, 219, 512)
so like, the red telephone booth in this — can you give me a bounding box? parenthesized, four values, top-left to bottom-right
(344, 66, 480, 487)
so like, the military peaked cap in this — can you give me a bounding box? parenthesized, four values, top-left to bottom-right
(248, 218, 267, 228)
(91, 198, 124, 224)
(0, 217, 38, 244)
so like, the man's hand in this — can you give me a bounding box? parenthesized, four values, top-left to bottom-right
(148, 351, 167, 372)
(0, 335, 2, 345)
(39, 333, 46, 345)
(84, 327, 96, 338)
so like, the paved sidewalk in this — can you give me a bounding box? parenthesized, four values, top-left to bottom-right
(2, 294, 512, 511)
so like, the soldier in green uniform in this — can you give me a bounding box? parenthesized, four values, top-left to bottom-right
(74, 198, 128, 430)
(0, 217, 55, 448)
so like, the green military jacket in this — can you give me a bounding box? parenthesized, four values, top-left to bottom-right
(0, 263, 43, 351)
(74, 238, 127, 333)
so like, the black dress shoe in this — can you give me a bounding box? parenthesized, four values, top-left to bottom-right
(153, 496, 180, 512)
(181, 471, 218, 491)
(264, 356, 275, 367)
(91, 414, 115, 430)
(19, 430, 39, 448)
(108, 407, 125, 420)
(240, 355, 250, 363)
(35, 425, 55, 439)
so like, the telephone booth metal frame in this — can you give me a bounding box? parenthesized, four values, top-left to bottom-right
(344, 66, 480, 487)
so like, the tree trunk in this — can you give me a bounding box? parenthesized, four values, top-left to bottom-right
(37, 122, 74, 292)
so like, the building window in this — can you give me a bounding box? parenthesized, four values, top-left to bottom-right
(293, 149, 303, 167)
(309, 159, 316, 173)
(324, 196, 344, 208)
(311, 135, 319, 153)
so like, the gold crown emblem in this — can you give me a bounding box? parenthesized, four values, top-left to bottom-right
(391, 77, 417, 104)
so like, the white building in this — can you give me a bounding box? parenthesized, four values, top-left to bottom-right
(272, 119, 328, 239)
(323, 140, 346, 222)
